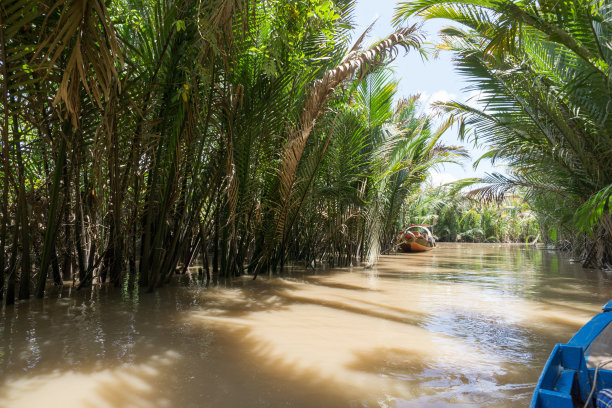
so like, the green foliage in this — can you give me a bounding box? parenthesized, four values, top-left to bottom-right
(406, 187, 539, 243)
(0, 0, 433, 302)
(395, 0, 612, 268)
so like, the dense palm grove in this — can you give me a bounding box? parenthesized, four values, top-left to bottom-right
(1, 0, 611, 307)
(407, 189, 539, 243)
(0, 0, 467, 305)
(395, 0, 612, 268)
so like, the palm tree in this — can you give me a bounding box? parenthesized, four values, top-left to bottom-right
(361, 94, 466, 267)
(1, 0, 436, 304)
(395, 0, 612, 268)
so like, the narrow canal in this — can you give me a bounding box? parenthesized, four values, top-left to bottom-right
(1, 243, 610, 407)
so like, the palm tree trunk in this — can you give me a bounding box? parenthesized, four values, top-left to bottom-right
(60, 158, 72, 282)
(52, 249, 62, 286)
(5, 223, 18, 305)
(0, 17, 10, 303)
(35, 127, 68, 298)
(14, 112, 31, 300)
(213, 210, 219, 277)
(74, 161, 87, 281)
(108, 105, 123, 287)
(139, 164, 157, 288)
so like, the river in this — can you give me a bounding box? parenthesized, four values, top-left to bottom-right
(0, 243, 610, 407)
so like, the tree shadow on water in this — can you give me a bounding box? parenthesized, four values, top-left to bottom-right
(199, 275, 427, 327)
(0, 285, 379, 408)
(0, 261, 605, 408)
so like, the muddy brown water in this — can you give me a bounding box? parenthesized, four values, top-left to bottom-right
(0, 243, 611, 407)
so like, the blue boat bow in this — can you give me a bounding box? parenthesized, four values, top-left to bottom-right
(531, 300, 612, 408)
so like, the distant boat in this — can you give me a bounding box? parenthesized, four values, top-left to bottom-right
(530, 299, 612, 408)
(398, 225, 435, 252)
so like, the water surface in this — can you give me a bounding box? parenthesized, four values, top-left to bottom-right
(1, 243, 610, 407)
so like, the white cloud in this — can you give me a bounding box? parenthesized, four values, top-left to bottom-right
(430, 90, 456, 103)
(428, 172, 458, 187)
(418, 90, 457, 115)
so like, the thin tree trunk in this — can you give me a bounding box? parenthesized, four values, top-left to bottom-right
(87, 240, 96, 280)
(35, 127, 68, 298)
(61, 157, 72, 282)
(128, 173, 141, 292)
(0, 15, 11, 303)
(199, 226, 211, 285)
(139, 159, 158, 288)
(5, 223, 18, 305)
(220, 214, 228, 278)
(51, 249, 62, 286)
(108, 108, 123, 287)
(14, 113, 31, 300)
(213, 210, 219, 277)
(180, 235, 201, 275)
(73, 145, 87, 281)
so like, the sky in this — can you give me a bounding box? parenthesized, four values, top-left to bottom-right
(352, 0, 501, 186)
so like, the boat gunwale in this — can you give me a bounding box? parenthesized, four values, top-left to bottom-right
(530, 303, 612, 408)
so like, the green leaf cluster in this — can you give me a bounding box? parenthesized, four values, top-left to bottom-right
(395, 0, 612, 268)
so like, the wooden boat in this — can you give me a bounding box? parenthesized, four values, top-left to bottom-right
(398, 225, 435, 253)
(530, 299, 612, 408)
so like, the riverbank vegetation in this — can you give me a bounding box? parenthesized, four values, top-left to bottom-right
(0, 0, 469, 305)
(406, 187, 539, 243)
(395, 0, 612, 269)
(2, 0, 610, 307)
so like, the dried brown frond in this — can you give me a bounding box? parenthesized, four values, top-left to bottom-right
(274, 25, 423, 240)
(35, 0, 123, 127)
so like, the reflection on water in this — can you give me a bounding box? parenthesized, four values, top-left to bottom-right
(0, 243, 610, 407)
